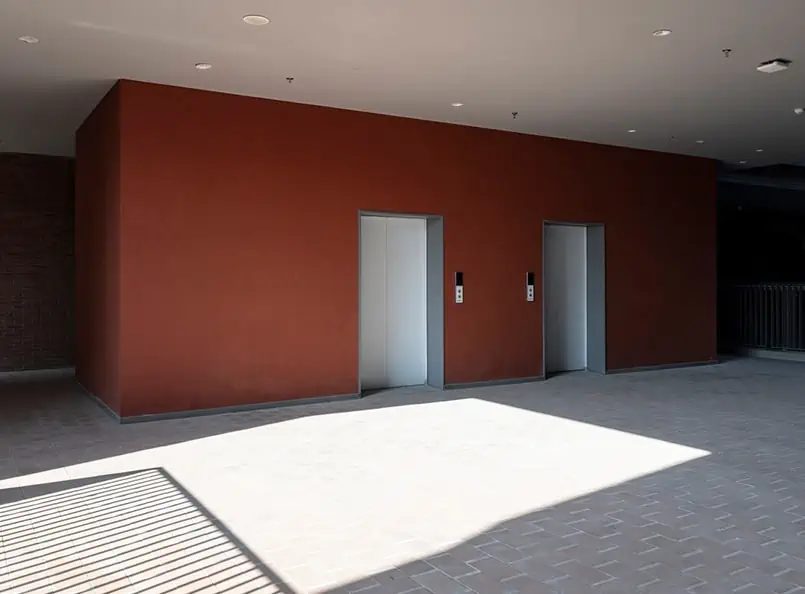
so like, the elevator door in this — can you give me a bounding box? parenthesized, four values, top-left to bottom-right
(360, 216, 427, 389)
(545, 224, 588, 372)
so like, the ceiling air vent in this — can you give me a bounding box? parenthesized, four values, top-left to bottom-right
(757, 59, 791, 74)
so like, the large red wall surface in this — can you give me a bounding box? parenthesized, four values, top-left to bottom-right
(79, 79, 717, 417)
(75, 84, 122, 414)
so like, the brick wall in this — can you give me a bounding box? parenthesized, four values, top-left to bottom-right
(0, 153, 75, 372)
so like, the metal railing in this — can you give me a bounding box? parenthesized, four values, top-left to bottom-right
(719, 283, 805, 351)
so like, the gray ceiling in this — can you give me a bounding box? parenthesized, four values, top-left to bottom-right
(0, 0, 803, 165)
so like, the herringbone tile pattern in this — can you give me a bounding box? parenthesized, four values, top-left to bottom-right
(328, 457, 805, 594)
(1, 358, 804, 593)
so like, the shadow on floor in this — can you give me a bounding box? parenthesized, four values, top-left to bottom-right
(0, 468, 294, 594)
(3, 458, 804, 593)
(320, 455, 805, 593)
(1, 358, 805, 592)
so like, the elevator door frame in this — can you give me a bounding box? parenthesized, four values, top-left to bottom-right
(542, 221, 607, 376)
(358, 210, 445, 394)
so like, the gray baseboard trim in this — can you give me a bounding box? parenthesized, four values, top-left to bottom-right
(444, 376, 545, 390)
(117, 392, 362, 424)
(77, 381, 122, 422)
(0, 367, 75, 381)
(606, 360, 720, 375)
(733, 348, 805, 363)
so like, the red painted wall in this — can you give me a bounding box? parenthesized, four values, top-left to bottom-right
(84, 80, 715, 417)
(75, 84, 121, 413)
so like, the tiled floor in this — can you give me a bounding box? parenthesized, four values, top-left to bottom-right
(1, 358, 804, 594)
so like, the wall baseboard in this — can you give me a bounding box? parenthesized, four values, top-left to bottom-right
(75, 357, 724, 424)
(444, 376, 545, 390)
(113, 392, 362, 424)
(606, 360, 719, 375)
(0, 367, 75, 382)
(77, 382, 122, 422)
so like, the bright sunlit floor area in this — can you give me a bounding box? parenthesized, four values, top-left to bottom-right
(1, 358, 804, 594)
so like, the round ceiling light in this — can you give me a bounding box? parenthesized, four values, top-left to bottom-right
(19, 35, 39, 44)
(451, 102, 464, 107)
(653, 29, 672, 37)
(194, 62, 212, 70)
(243, 15, 270, 26)
(627, 129, 637, 133)
(739, 160, 747, 164)
(696, 140, 705, 144)
(756, 148, 764, 152)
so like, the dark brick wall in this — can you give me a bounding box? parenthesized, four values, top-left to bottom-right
(0, 154, 75, 372)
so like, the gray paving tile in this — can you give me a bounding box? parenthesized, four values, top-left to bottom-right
(459, 572, 519, 594)
(476, 542, 529, 564)
(397, 561, 438, 578)
(372, 568, 422, 593)
(512, 556, 569, 582)
(499, 573, 559, 593)
(425, 554, 478, 578)
(447, 544, 490, 564)
(594, 578, 646, 593)
(2, 359, 805, 594)
(412, 569, 471, 594)
(467, 557, 523, 582)
(553, 560, 614, 587)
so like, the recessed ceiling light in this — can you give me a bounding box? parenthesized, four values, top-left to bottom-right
(756, 148, 764, 152)
(194, 63, 212, 70)
(627, 129, 637, 133)
(19, 36, 39, 44)
(739, 160, 747, 164)
(451, 102, 464, 107)
(695, 140, 705, 144)
(243, 15, 270, 26)
(795, 107, 805, 115)
(652, 29, 672, 37)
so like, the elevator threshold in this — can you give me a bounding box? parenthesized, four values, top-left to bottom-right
(360, 384, 435, 397)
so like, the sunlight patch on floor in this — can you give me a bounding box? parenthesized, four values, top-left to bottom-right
(4, 398, 710, 593)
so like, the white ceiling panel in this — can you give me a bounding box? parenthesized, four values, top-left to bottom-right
(0, 0, 803, 165)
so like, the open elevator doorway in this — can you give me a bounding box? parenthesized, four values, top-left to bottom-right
(543, 222, 606, 376)
(359, 212, 444, 393)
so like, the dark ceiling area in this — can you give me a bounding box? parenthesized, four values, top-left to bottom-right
(742, 164, 805, 180)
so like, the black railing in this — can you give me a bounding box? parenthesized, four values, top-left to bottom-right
(719, 283, 805, 351)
